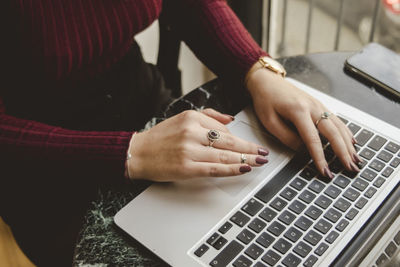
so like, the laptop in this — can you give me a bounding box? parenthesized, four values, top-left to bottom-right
(114, 78, 400, 267)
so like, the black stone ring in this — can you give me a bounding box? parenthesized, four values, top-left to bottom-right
(207, 129, 220, 147)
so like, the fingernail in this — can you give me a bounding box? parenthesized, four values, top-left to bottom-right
(256, 156, 269, 164)
(228, 115, 235, 121)
(258, 148, 269, 156)
(240, 165, 252, 173)
(352, 153, 363, 163)
(350, 161, 360, 172)
(352, 137, 358, 144)
(324, 166, 334, 179)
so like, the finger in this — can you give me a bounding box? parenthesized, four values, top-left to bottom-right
(317, 117, 358, 172)
(187, 162, 252, 178)
(330, 115, 360, 163)
(201, 128, 269, 156)
(261, 112, 303, 150)
(201, 108, 234, 125)
(197, 112, 230, 134)
(194, 146, 268, 166)
(292, 113, 330, 177)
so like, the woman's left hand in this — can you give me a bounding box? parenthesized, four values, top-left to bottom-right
(246, 67, 362, 178)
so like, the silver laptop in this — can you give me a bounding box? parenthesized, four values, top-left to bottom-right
(114, 78, 400, 267)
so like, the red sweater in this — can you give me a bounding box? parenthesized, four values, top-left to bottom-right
(1, 0, 267, 180)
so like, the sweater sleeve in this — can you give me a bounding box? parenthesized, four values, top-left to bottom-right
(166, 0, 268, 84)
(0, 97, 133, 180)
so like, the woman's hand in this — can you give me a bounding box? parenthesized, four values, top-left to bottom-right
(125, 109, 269, 182)
(246, 67, 362, 178)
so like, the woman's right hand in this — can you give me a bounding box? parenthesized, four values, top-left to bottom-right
(125, 109, 270, 182)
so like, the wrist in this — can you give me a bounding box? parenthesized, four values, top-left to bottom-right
(124, 132, 137, 180)
(245, 57, 286, 90)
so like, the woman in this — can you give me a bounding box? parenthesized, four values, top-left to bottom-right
(1, 0, 360, 265)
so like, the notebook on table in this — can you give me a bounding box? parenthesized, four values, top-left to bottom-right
(114, 78, 400, 267)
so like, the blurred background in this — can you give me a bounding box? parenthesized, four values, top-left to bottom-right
(136, 0, 400, 94)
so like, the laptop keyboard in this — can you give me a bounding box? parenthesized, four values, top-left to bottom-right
(192, 117, 400, 267)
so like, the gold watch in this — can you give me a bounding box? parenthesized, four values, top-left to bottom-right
(245, 56, 286, 86)
(258, 56, 286, 77)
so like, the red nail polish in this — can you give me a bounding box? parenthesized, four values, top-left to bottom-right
(324, 166, 334, 179)
(240, 165, 251, 173)
(258, 148, 269, 156)
(256, 156, 268, 164)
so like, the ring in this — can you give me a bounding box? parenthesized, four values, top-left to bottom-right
(240, 153, 247, 164)
(207, 129, 220, 147)
(315, 112, 331, 128)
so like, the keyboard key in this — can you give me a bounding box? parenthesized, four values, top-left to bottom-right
(304, 230, 322, 246)
(308, 180, 326, 193)
(249, 218, 267, 233)
(273, 238, 292, 254)
(213, 237, 228, 250)
(242, 198, 263, 216)
(278, 210, 297, 225)
(303, 255, 318, 267)
(333, 175, 351, 189)
(329, 158, 344, 173)
(382, 167, 394, 178)
(194, 244, 209, 257)
(290, 177, 307, 191)
(367, 135, 387, 151)
(359, 148, 375, 160)
(237, 229, 256, 245)
(390, 157, 400, 168)
(345, 208, 359, 220)
(295, 216, 313, 231)
(357, 160, 368, 170)
(299, 190, 317, 204)
(259, 207, 278, 222)
(369, 159, 385, 172)
(314, 218, 333, 234)
(233, 255, 252, 267)
(305, 205, 323, 220)
(342, 168, 358, 179)
(394, 230, 400, 245)
(352, 178, 369, 192)
(254, 262, 267, 267)
(315, 195, 333, 209)
(245, 243, 264, 260)
(300, 167, 317, 180)
(343, 187, 360, 202)
(335, 219, 349, 232)
(261, 250, 281, 266)
(267, 221, 286, 236)
(219, 221, 233, 234)
(384, 241, 397, 258)
(256, 232, 275, 248)
(337, 116, 348, 124)
(289, 200, 307, 214)
(377, 150, 393, 163)
(210, 240, 244, 267)
(385, 141, 400, 154)
(284, 227, 302, 242)
(355, 129, 373, 146)
(282, 253, 301, 267)
(355, 197, 368, 209)
(314, 242, 329, 256)
(293, 241, 312, 257)
(324, 185, 342, 199)
(325, 231, 339, 244)
(373, 177, 385, 188)
(347, 123, 361, 135)
(364, 187, 377, 198)
(360, 169, 377, 182)
(231, 211, 251, 227)
(270, 197, 288, 211)
(324, 208, 342, 223)
(334, 198, 351, 212)
(280, 187, 298, 202)
(207, 232, 220, 245)
(375, 253, 389, 266)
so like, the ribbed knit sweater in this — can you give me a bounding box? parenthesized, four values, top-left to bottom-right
(1, 0, 267, 180)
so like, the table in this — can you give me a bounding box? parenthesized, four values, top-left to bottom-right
(72, 52, 400, 266)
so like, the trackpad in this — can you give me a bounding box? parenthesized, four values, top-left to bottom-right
(210, 121, 290, 197)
